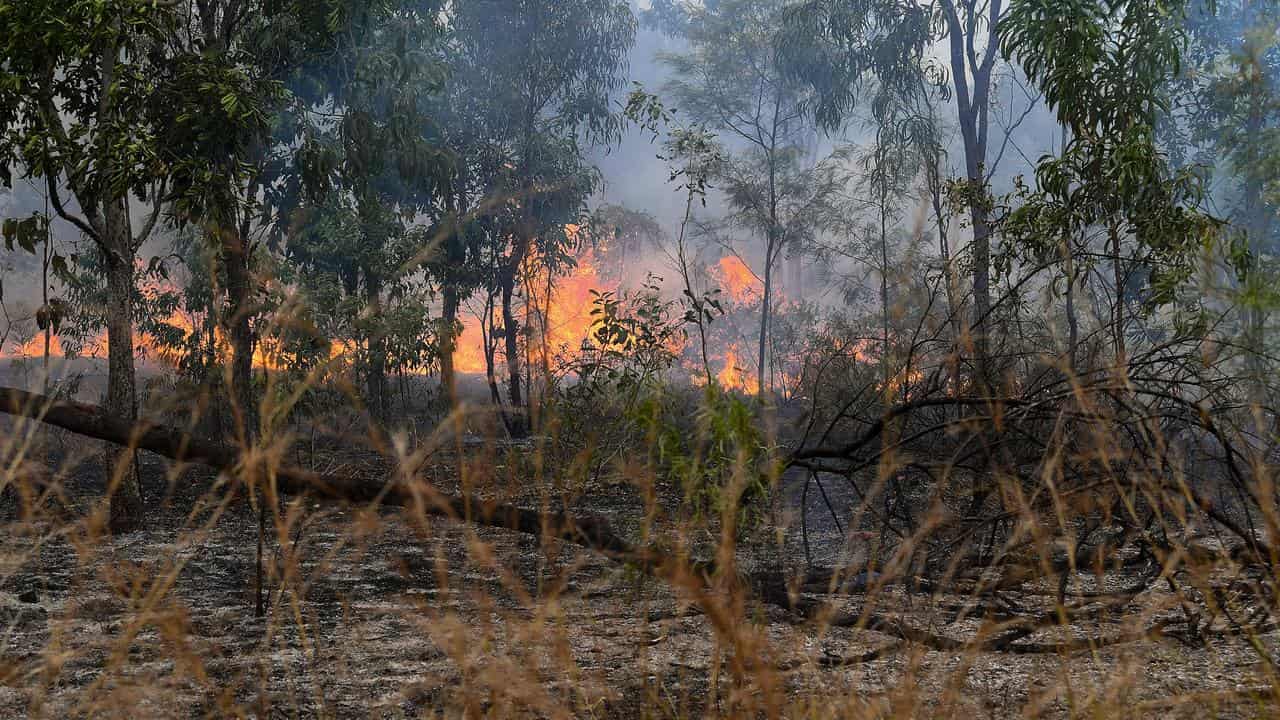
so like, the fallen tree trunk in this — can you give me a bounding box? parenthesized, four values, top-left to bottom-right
(0, 385, 1193, 656)
(0, 386, 634, 558)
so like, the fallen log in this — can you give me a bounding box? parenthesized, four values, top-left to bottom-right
(0, 386, 635, 557)
(0, 385, 1179, 656)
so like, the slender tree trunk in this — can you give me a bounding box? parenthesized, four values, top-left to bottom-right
(971, 207, 992, 391)
(440, 166, 469, 411)
(365, 272, 388, 424)
(939, 0, 1000, 394)
(1064, 248, 1079, 373)
(1244, 89, 1269, 406)
(928, 150, 962, 398)
(1109, 218, 1125, 364)
(221, 227, 265, 617)
(222, 231, 256, 443)
(523, 290, 532, 427)
(1247, 269, 1269, 406)
(758, 246, 772, 398)
(102, 198, 143, 533)
(1059, 127, 1079, 374)
(677, 195, 713, 387)
(500, 269, 526, 437)
(879, 159, 892, 395)
(759, 150, 780, 399)
(41, 229, 50, 396)
(441, 285, 460, 407)
(481, 292, 499, 403)
(224, 232, 262, 623)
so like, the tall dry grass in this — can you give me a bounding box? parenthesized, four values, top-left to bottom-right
(0, 291, 1278, 719)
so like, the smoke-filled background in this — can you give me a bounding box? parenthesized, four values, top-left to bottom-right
(4, 0, 1280, 717)
(0, 0, 1069, 401)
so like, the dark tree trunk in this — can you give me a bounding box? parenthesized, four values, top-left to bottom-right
(878, 157, 892, 395)
(759, 147, 781, 399)
(970, 207, 992, 389)
(440, 285, 460, 408)
(365, 272, 389, 424)
(1060, 128, 1079, 374)
(1109, 218, 1125, 364)
(441, 164, 470, 411)
(499, 269, 526, 437)
(758, 249, 772, 397)
(221, 227, 265, 618)
(102, 197, 144, 533)
(939, 0, 1001, 394)
(222, 230, 256, 444)
(1064, 250, 1079, 373)
(481, 292, 505, 409)
(1243, 92, 1270, 407)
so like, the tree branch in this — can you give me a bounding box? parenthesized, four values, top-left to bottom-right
(0, 386, 1186, 658)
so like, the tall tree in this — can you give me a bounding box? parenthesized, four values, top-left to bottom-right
(153, 0, 412, 440)
(446, 0, 635, 434)
(286, 0, 450, 425)
(1001, 0, 1218, 364)
(780, 0, 1003, 389)
(0, 0, 174, 531)
(654, 0, 837, 397)
(1179, 0, 1280, 400)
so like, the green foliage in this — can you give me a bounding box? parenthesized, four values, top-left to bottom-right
(1181, 0, 1280, 237)
(635, 383, 775, 534)
(654, 0, 851, 395)
(1001, 0, 1224, 309)
(578, 275, 686, 395)
(1, 214, 44, 255)
(624, 87, 724, 205)
(776, 0, 945, 133)
(154, 53, 284, 228)
(1001, 0, 1186, 136)
(657, 0, 813, 155)
(549, 275, 773, 533)
(0, 0, 172, 201)
(450, 0, 636, 147)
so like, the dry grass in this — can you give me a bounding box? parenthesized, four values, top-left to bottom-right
(1, 330, 1279, 719)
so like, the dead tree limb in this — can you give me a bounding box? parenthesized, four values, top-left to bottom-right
(0, 386, 1194, 656)
(0, 386, 634, 557)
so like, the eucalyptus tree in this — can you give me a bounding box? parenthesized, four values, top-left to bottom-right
(653, 0, 841, 397)
(859, 92, 936, 394)
(1178, 0, 1280, 397)
(145, 1, 443, 617)
(284, 0, 451, 424)
(446, 0, 635, 434)
(151, 0, 423, 439)
(1000, 0, 1219, 363)
(0, 0, 177, 531)
(421, 101, 496, 409)
(779, 0, 1004, 389)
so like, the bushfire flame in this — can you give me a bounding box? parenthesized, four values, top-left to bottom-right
(453, 224, 620, 375)
(712, 255, 758, 305)
(716, 344, 759, 395)
(0, 228, 819, 397)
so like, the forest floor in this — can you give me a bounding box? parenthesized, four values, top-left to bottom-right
(0, 438, 1276, 719)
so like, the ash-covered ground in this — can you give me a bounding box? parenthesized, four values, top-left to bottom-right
(0, 433, 1274, 718)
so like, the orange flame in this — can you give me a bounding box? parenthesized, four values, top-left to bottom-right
(528, 249, 607, 363)
(453, 224, 622, 376)
(8, 332, 65, 358)
(716, 343, 758, 394)
(453, 310, 491, 375)
(712, 256, 758, 305)
(1, 228, 826, 400)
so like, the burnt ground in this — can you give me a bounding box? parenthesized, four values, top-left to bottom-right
(0, 435, 1276, 718)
